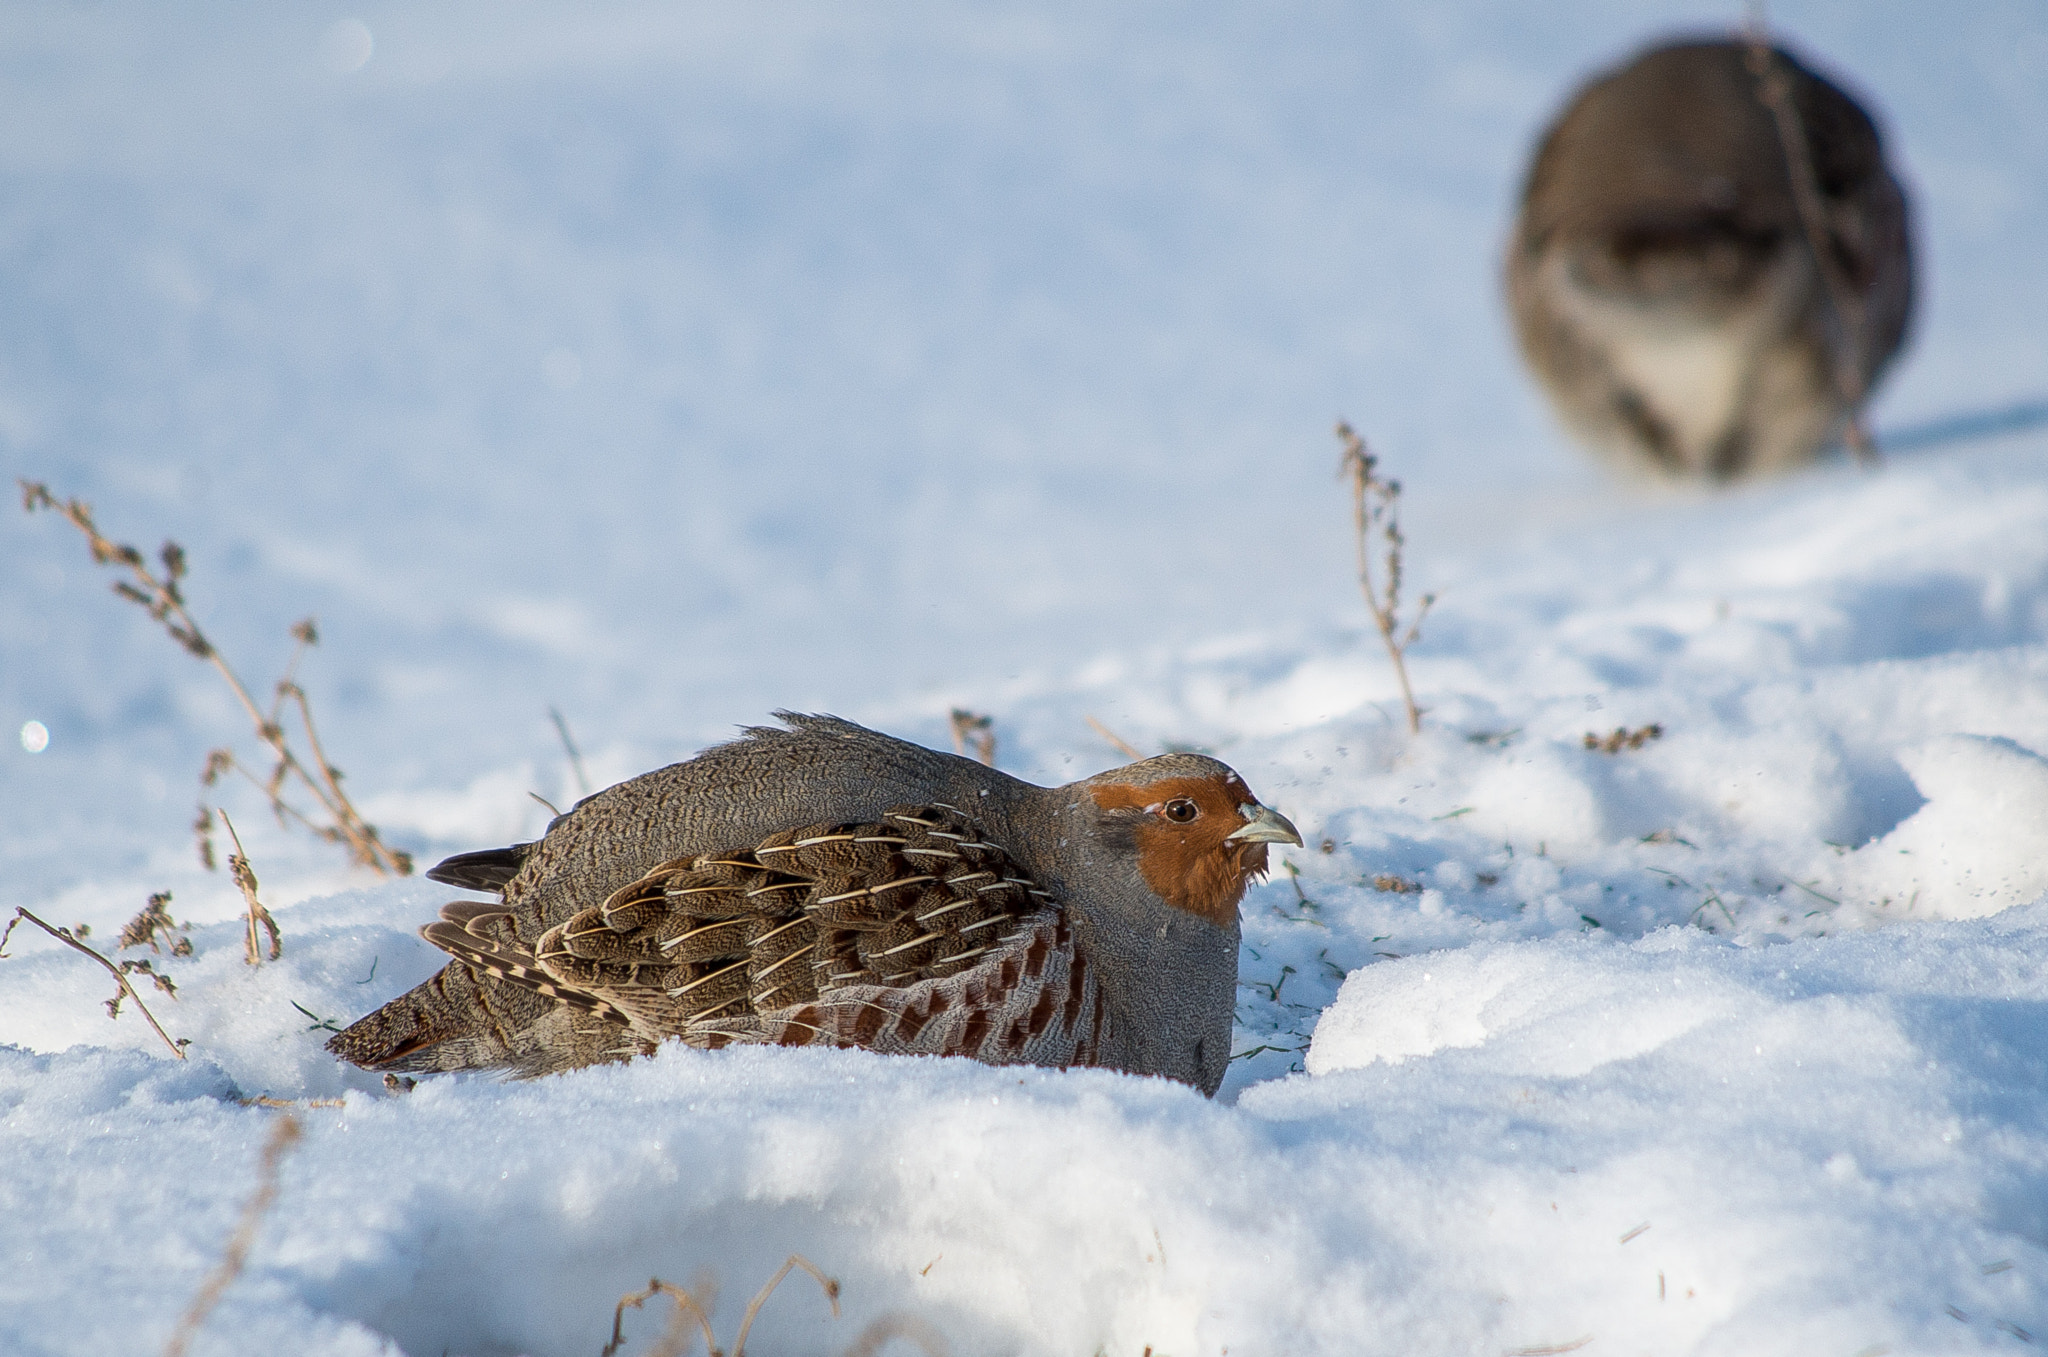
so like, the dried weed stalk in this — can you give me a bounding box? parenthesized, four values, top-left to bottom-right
(218, 811, 282, 964)
(551, 704, 593, 798)
(605, 1278, 719, 1357)
(947, 709, 996, 767)
(1, 906, 188, 1058)
(19, 481, 411, 876)
(604, 1254, 882, 1357)
(1741, 12, 1879, 465)
(1584, 724, 1664, 754)
(119, 891, 193, 957)
(1085, 715, 1146, 761)
(1337, 423, 1433, 734)
(162, 1113, 303, 1357)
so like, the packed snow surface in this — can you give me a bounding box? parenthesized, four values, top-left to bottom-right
(4, 3, 2048, 1355)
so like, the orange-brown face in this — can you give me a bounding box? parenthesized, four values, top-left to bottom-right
(1087, 772, 1300, 926)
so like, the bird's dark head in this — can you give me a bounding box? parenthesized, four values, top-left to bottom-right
(1077, 754, 1302, 926)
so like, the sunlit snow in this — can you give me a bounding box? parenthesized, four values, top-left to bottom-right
(3, 3, 2046, 1355)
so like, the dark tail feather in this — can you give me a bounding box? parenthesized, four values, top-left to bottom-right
(424, 844, 532, 892)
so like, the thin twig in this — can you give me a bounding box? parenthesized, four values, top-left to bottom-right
(264, 619, 318, 729)
(220, 811, 282, 964)
(1583, 724, 1664, 754)
(280, 681, 374, 854)
(550, 705, 593, 798)
(733, 1255, 840, 1357)
(596, 1260, 923, 1357)
(1741, 10, 1880, 466)
(118, 891, 192, 957)
(18, 481, 410, 875)
(1085, 715, 1146, 761)
(202, 755, 333, 843)
(162, 1114, 303, 1357)
(6, 907, 186, 1059)
(603, 1279, 721, 1357)
(1336, 422, 1432, 733)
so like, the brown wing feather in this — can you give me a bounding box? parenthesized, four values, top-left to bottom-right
(738, 908, 1109, 1071)
(418, 921, 625, 1022)
(410, 804, 1097, 1067)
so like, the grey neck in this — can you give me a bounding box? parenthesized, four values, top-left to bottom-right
(1005, 788, 1240, 1095)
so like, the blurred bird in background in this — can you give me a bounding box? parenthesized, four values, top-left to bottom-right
(1506, 36, 1915, 481)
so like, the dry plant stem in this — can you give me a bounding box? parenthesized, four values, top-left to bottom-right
(277, 680, 371, 844)
(5, 908, 187, 1059)
(162, 1114, 303, 1357)
(203, 758, 335, 846)
(119, 891, 192, 956)
(1741, 16, 1879, 466)
(17, 481, 410, 875)
(947, 709, 996, 767)
(551, 705, 593, 798)
(220, 811, 282, 964)
(1585, 723, 1664, 753)
(1085, 715, 1146, 761)
(602, 1259, 891, 1357)
(604, 1280, 719, 1357)
(732, 1255, 840, 1357)
(1337, 422, 1433, 734)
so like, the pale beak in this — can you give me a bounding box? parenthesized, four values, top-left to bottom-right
(1226, 803, 1303, 847)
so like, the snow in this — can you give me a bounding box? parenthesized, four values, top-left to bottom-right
(3, 2, 2047, 1354)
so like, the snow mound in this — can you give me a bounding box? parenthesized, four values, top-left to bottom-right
(17, 903, 2048, 1356)
(5, 2, 2048, 1353)
(1303, 933, 1746, 1076)
(1839, 734, 2048, 919)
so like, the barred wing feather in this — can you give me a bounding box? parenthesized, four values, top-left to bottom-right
(416, 805, 1110, 1069)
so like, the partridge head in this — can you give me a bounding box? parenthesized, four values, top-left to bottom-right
(1506, 37, 1914, 480)
(328, 714, 1301, 1096)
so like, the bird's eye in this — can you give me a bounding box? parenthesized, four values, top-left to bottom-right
(1162, 798, 1199, 824)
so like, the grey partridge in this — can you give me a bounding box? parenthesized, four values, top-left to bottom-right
(1506, 37, 1914, 480)
(329, 713, 1301, 1096)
